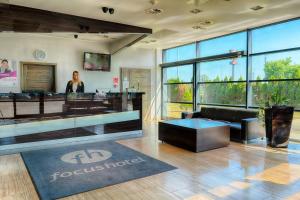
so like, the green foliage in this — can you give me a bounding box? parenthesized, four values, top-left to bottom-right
(253, 57, 300, 125)
(166, 78, 193, 110)
(165, 57, 300, 118)
(200, 75, 246, 106)
(255, 57, 300, 108)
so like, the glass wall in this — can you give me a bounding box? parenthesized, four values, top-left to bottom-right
(249, 51, 300, 109)
(163, 43, 196, 63)
(162, 65, 193, 119)
(196, 57, 247, 107)
(198, 32, 247, 57)
(252, 19, 300, 53)
(162, 18, 300, 121)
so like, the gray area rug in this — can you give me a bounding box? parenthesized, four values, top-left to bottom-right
(22, 141, 176, 200)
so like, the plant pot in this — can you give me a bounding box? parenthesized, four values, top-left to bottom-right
(265, 106, 294, 148)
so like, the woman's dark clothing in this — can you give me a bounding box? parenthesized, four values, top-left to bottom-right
(65, 81, 84, 93)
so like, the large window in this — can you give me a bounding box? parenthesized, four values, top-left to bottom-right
(252, 19, 300, 53)
(249, 81, 300, 109)
(162, 65, 193, 119)
(250, 51, 300, 80)
(162, 18, 300, 120)
(163, 43, 196, 63)
(198, 32, 247, 57)
(198, 58, 247, 82)
(197, 57, 247, 107)
(249, 50, 300, 110)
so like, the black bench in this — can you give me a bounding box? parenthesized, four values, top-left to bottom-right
(182, 107, 264, 143)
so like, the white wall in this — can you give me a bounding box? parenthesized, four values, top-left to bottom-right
(0, 34, 162, 120)
(111, 47, 159, 120)
(0, 34, 110, 93)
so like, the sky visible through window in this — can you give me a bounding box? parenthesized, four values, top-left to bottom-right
(164, 18, 300, 83)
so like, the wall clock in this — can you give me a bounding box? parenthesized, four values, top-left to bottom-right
(33, 49, 46, 60)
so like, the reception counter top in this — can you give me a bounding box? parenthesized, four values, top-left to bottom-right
(0, 92, 144, 119)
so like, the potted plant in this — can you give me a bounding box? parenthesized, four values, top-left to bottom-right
(258, 93, 294, 148)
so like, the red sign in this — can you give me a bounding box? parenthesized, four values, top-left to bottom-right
(113, 77, 119, 88)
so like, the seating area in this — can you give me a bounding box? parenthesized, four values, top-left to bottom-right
(181, 107, 264, 143)
(1, 1, 300, 200)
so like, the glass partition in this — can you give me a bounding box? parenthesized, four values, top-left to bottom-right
(0, 92, 143, 149)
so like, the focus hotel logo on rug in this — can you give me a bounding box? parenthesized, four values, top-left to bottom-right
(50, 149, 146, 182)
(61, 149, 112, 164)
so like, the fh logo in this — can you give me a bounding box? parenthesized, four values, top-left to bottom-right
(61, 149, 112, 164)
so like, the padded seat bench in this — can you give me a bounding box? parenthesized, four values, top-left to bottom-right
(182, 107, 264, 143)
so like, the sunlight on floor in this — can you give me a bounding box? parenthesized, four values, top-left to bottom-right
(185, 193, 214, 200)
(247, 163, 300, 185)
(208, 185, 236, 198)
(184, 181, 251, 199)
(229, 181, 251, 189)
(245, 142, 300, 155)
(285, 192, 300, 200)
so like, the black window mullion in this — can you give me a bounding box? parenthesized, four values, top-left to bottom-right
(250, 46, 300, 56)
(249, 79, 300, 83)
(193, 63, 197, 111)
(246, 29, 252, 109)
(164, 101, 193, 104)
(163, 82, 193, 85)
(197, 81, 246, 84)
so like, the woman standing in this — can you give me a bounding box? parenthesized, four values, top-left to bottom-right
(65, 71, 85, 93)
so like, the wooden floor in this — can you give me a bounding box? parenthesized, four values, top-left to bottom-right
(1, 122, 300, 200)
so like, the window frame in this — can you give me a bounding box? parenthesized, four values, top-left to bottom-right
(161, 64, 195, 119)
(161, 17, 300, 119)
(162, 42, 197, 63)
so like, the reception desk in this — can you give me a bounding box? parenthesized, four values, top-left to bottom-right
(0, 92, 144, 119)
(0, 92, 144, 151)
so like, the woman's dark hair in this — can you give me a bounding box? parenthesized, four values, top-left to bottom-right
(1, 59, 8, 64)
(73, 70, 79, 75)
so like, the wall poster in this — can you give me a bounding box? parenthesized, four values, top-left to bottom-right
(0, 59, 17, 87)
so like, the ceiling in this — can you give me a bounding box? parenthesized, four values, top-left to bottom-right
(0, 32, 130, 43)
(2, 0, 300, 49)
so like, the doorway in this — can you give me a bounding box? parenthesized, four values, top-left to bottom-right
(120, 68, 151, 121)
(21, 62, 56, 92)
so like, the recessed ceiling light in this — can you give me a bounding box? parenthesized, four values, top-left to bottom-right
(192, 25, 205, 30)
(145, 8, 164, 15)
(251, 5, 264, 11)
(190, 9, 202, 14)
(198, 19, 214, 26)
(193, 19, 214, 30)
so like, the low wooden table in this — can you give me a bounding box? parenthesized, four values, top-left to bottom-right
(159, 119, 230, 152)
